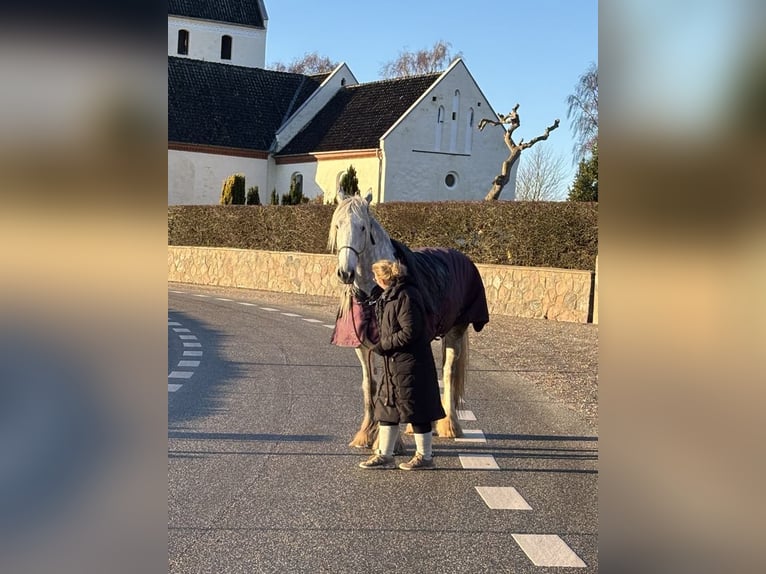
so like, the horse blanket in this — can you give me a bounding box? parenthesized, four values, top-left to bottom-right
(331, 240, 488, 347)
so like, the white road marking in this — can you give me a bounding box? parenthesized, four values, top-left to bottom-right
(458, 454, 499, 470)
(177, 360, 200, 367)
(169, 290, 184, 294)
(215, 298, 233, 301)
(457, 409, 476, 421)
(193, 294, 209, 298)
(168, 384, 183, 392)
(323, 324, 335, 329)
(281, 312, 301, 317)
(238, 302, 256, 306)
(455, 429, 487, 443)
(302, 318, 322, 323)
(169, 371, 193, 379)
(168, 321, 181, 326)
(173, 328, 191, 333)
(475, 486, 532, 510)
(511, 534, 586, 568)
(183, 342, 202, 347)
(183, 350, 203, 356)
(179, 335, 197, 340)
(260, 307, 278, 312)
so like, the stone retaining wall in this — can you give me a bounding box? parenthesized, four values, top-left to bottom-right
(168, 246, 595, 323)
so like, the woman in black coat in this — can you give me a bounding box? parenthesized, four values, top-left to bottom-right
(358, 259, 446, 470)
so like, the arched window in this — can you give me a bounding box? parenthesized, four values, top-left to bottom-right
(291, 172, 303, 197)
(450, 90, 460, 152)
(464, 107, 474, 154)
(435, 106, 445, 151)
(177, 29, 189, 55)
(221, 35, 232, 60)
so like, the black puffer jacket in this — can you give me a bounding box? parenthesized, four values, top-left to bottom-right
(372, 276, 446, 425)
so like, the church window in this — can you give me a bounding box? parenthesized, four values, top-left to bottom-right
(221, 35, 232, 60)
(177, 30, 189, 55)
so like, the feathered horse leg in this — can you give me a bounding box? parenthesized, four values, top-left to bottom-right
(435, 326, 468, 438)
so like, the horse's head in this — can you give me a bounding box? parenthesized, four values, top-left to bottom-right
(328, 193, 373, 285)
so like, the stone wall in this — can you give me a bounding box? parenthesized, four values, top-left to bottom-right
(168, 246, 595, 323)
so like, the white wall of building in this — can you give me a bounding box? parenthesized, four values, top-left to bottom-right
(169, 150, 269, 204)
(168, 16, 266, 68)
(380, 60, 512, 202)
(273, 153, 380, 204)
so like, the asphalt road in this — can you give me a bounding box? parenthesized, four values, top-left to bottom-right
(168, 286, 598, 573)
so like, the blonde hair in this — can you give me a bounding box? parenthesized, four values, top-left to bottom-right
(372, 259, 406, 284)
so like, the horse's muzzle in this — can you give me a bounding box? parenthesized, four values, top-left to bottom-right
(337, 268, 355, 284)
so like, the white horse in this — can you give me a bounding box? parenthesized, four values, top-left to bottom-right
(328, 193, 489, 449)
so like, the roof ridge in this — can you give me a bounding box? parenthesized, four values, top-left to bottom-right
(348, 72, 441, 88)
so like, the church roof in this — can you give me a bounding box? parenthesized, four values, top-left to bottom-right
(276, 73, 440, 155)
(168, 0, 266, 28)
(168, 56, 323, 151)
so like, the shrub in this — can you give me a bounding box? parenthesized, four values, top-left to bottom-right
(246, 186, 261, 205)
(220, 173, 246, 205)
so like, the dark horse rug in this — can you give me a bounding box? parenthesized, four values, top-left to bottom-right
(332, 239, 489, 347)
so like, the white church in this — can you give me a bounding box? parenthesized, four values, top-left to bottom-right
(168, 0, 512, 205)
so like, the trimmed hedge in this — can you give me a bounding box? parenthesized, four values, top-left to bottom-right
(168, 201, 598, 271)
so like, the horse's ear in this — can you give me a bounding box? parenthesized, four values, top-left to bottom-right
(364, 191, 373, 204)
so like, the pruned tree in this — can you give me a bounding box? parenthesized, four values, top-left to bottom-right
(515, 145, 567, 201)
(478, 104, 560, 201)
(379, 40, 461, 78)
(270, 52, 338, 74)
(567, 63, 598, 162)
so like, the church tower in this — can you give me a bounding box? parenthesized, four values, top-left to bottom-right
(168, 0, 268, 68)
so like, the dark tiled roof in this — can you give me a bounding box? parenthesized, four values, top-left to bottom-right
(276, 73, 440, 155)
(169, 57, 322, 151)
(168, 0, 265, 28)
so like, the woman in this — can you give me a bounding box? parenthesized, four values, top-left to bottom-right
(359, 259, 446, 470)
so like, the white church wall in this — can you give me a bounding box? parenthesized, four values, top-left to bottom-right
(380, 60, 511, 202)
(274, 153, 380, 204)
(168, 150, 269, 205)
(168, 16, 266, 68)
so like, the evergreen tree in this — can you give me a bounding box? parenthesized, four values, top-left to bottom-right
(270, 188, 279, 205)
(567, 144, 598, 202)
(339, 165, 360, 196)
(220, 173, 246, 205)
(246, 186, 261, 205)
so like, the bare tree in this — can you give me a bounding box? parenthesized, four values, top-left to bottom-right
(379, 40, 462, 78)
(566, 62, 598, 162)
(270, 52, 338, 74)
(515, 145, 567, 201)
(478, 104, 560, 200)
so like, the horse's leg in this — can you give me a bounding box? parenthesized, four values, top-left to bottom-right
(349, 346, 377, 448)
(435, 326, 468, 438)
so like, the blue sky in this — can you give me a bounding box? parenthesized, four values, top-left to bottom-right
(265, 0, 598, 195)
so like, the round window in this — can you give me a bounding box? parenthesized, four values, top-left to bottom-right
(444, 172, 457, 189)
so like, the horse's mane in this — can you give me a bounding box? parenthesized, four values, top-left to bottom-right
(391, 238, 448, 319)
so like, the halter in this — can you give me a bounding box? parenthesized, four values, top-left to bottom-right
(335, 214, 375, 257)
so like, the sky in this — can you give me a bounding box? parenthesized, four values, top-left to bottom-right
(264, 0, 598, 198)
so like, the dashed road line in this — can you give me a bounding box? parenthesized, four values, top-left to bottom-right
(511, 534, 587, 568)
(458, 454, 500, 470)
(457, 409, 476, 421)
(475, 486, 532, 510)
(169, 315, 203, 393)
(455, 429, 487, 443)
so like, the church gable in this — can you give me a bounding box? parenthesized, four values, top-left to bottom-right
(276, 73, 440, 156)
(169, 56, 323, 152)
(168, 0, 266, 28)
